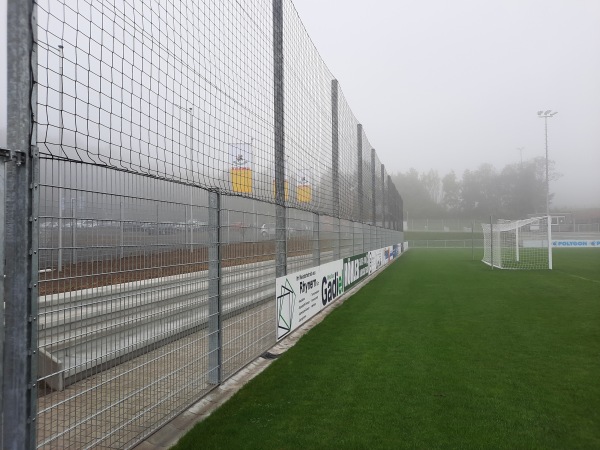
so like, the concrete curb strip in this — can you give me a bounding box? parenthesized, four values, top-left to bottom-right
(134, 267, 382, 450)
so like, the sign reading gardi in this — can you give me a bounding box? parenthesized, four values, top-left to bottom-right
(276, 244, 404, 341)
(276, 260, 342, 340)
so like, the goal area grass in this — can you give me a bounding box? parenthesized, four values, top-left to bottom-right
(172, 249, 600, 449)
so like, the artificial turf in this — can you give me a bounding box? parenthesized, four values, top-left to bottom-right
(173, 249, 600, 449)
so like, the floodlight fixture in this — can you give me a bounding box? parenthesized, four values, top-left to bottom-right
(538, 110, 558, 119)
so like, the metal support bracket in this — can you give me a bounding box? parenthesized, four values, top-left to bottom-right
(0, 147, 27, 165)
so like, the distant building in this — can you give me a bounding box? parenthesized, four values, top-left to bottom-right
(527, 210, 600, 232)
(526, 212, 571, 231)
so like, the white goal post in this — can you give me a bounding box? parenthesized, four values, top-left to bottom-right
(481, 216, 552, 270)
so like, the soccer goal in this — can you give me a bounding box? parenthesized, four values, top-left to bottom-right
(481, 217, 552, 270)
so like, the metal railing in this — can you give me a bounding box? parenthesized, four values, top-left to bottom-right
(2, 0, 404, 448)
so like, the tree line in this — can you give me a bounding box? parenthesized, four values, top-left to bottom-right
(391, 157, 558, 219)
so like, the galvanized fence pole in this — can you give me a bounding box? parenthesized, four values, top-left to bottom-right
(352, 220, 355, 254)
(3, 0, 38, 447)
(189, 187, 194, 253)
(0, 151, 4, 448)
(336, 218, 341, 259)
(381, 164, 385, 228)
(371, 148, 376, 227)
(357, 124, 363, 226)
(356, 124, 366, 252)
(331, 79, 340, 260)
(120, 201, 124, 259)
(189, 107, 194, 253)
(71, 197, 76, 264)
(390, 189, 394, 232)
(208, 191, 222, 385)
(363, 223, 367, 252)
(57, 165, 63, 271)
(274, 0, 287, 278)
(184, 200, 189, 250)
(397, 189, 400, 232)
(57, 44, 63, 271)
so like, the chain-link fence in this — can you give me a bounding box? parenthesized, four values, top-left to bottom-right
(2, 0, 404, 448)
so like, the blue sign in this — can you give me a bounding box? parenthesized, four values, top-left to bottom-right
(551, 240, 600, 248)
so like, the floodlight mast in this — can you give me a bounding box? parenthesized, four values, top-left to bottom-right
(537, 110, 558, 269)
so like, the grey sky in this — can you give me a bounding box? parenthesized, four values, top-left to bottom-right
(292, 0, 600, 208)
(1, 0, 598, 208)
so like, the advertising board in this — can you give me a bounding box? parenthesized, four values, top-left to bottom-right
(276, 260, 343, 340)
(551, 240, 600, 248)
(343, 252, 369, 291)
(276, 244, 406, 340)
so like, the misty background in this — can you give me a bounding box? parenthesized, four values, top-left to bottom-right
(2, 0, 599, 210)
(293, 0, 600, 210)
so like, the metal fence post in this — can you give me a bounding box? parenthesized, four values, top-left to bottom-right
(189, 187, 194, 253)
(381, 164, 385, 228)
(331, 80, 339, 214)
(313, 213, 320, 267)
(352, 221, 355, 255)
(357, 124, 363, 224)
(331, 79, 340, 260)
(71, 197, 76, 264)
(399, 195, 403, 232)
(57, 44, 63, 272)
(393, 188, 397, 231)
(58, 165, 63, 271)
(3, 0, 38, 447)
(371, 148, 376, 227)
(0, 153, 4, 449)
(273, 0, 287, 278)
(208, 191, 222, 385)
(390, 187, 395, 231)
(120, 201, 124, 259)
(185, 201, 189, 250)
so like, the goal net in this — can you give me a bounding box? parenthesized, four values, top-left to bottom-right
(481, 217, 552, 270)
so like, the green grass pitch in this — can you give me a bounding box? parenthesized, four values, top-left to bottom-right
(172, 248, 600, 449)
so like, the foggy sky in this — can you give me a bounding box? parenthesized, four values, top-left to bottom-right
(292, 0, 600, 208)
(1, 1, 599, 208)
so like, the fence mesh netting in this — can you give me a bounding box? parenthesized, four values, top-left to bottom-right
(31, 0, 403, 447)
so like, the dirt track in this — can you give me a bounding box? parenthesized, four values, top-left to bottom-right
(38, 239, 316, 296)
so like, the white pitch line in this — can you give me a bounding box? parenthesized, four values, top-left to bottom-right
(559, 272, 600, 285)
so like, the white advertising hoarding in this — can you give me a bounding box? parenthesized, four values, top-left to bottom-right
(277, 244, 405, 341)
(276, 260, 343, 340)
